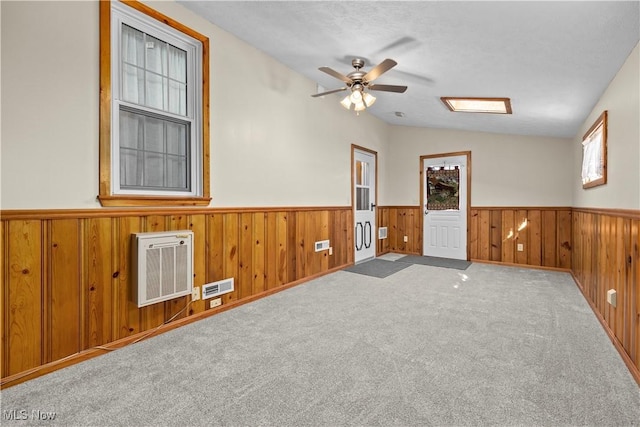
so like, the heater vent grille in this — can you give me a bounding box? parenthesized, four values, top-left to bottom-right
(133, 231, 193, 308)
(378, 227, 388, 239)
(203, 278, 234, 299)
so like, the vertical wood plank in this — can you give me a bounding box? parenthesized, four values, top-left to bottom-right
(633, 219, 640, 370)
(320, 210, 330, 272)
(207, 214, 224, 283)
(557, 210, 572, 269)
(542, 211, 557, 267)
(85, 218, 113, 348)
(528, 210, 542, 266)
(296, 211, 306, 280)
(277, 212, 288, 285)
(501, 210, 515, 264)
(189, 214, 206, 315)
(346, 209, 354, 264)
(266, 212, 278, 289)
(223, 213, 239, 304)
(515, 210, 528, 265)
(389, 208, 398, 252)
(490, 210, 502, 262)
(49, 219, 81, 361)
(1, 220, 5, 378)
(478, 210, 490, 261)
(238, 213, 253, 300)
(117, 216, 142, 339)
(469, 210, 478, 260)
(6, 220, 42, 375)
(287, 211, 297, 282)
(252, 212, 266, 295)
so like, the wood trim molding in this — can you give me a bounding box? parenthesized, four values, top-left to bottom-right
(98, 0, 211, 207)
(472, 259, 571, 273)
(0, 206, 352, 220)
(570, 272, 640, 386)
(0, 263, 350, 389)
(377, 205, 421, 209)
(471, 206, 573, 211)
(572, 207, 640, 220)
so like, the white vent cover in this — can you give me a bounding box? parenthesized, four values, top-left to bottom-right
(202, 278, 234, 300)
(314, 240, 330, 252)
(378, 227, 388, 239)
(132, 231, 193, 308)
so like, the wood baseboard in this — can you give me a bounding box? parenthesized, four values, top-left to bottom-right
(0, 264, 349, 389)
(471, 259, 571, 273)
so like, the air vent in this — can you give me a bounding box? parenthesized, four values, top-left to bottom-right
(132, 231, 193, 308)
(315, 240, 330, 252)
(378, 227, 388, 239)
(202, 278, 234, 300)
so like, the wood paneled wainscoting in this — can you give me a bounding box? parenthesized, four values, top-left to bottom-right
(377, 206, 572, 270)
(572, 208, 640, 384)
(470, 207, 572, 269)
(1, 207, 353, 388)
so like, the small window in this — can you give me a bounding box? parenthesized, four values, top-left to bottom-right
(581, 111, 607, 189)
(99, 1, 210, 206)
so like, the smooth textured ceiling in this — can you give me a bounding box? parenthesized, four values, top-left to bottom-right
(178, 1, 640, 138)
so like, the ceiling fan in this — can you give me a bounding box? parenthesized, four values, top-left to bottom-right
(311, 58, 408, 112)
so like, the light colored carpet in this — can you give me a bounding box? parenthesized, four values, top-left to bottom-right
(2, 263, 639, 426)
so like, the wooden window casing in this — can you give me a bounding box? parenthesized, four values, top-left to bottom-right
(99, 0, 210, 207)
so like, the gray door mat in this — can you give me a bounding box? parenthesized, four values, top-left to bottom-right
(396, 255, 471, 270)
(343, 259, 411, 278)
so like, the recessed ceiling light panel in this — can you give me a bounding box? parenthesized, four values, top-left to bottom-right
(441, 97, 512, 114)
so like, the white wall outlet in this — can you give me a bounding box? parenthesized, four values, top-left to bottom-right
(329, 247, 333, 255)
(191, 286, 200, 301)
(403, 235, 408, 242)
(209, 298, 222, 309)
(517, 243, 524, 252)
(607, 289, 617, 307)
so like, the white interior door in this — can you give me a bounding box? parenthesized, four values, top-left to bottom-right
(423, 154, 467, 260)
(354, 149, 376, 263)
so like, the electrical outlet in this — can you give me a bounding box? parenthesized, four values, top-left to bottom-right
(517, 243, 524, 252)
(191, 286, 200, 301)
(209, 298, 222, 309)
(329, 247, 333, 255)
(403, 235, 408, 242)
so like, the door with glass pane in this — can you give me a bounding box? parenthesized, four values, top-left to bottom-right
(422, 153, 468, 260)
(353, 147, 376, 263)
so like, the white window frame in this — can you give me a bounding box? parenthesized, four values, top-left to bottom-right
(110, 1, 203, 197)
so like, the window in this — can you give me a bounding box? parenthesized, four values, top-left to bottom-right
(99, 0, 210, 206)
(581, 111, 607, 189)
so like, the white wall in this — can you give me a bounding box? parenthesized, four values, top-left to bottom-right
(0, 0, 389, 209)
(384, 126, 574, 207)
(572, 42, 640, 210)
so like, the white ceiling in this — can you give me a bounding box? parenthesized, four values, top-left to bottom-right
(178, 1, 639, 138)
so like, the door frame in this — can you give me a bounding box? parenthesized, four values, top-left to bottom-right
(419, 151, 472, 260)
(351, 144, 378, 262)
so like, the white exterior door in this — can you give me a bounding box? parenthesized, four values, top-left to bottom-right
(354, 149, 376, 263)
(423, 154, 467, 260)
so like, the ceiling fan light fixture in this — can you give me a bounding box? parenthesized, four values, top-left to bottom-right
(362, 92, 376, 107)
(340, 95, 352, 110)
(354, 101, 366, 112)
(441, 97, 512, 114)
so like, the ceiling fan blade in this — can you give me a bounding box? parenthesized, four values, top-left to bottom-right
(368, 84, 408, 93)
(318, 67, 352, 84)
(311, 87, 347, 97)
(363, 58, 397, 82)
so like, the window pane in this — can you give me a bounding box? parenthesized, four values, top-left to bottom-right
(168, 45, 187, 83)
(120, 147, 142, 187)
(144, 116, 164, 153)
(145, 72, 166, 111)
(356, 161, 369, 186)
(166, 121, 187, 155)
(120, 110, 143, 149)
(145, 35, 167, 76)
(122, 64, 145, 105)
(122, 24, 144, 67)
(119, 108, 190, 192)
(167, 155, 187, 188)
(144, 152, 164, 187)
(356, 187, 369, 211)
(168, 80, 187, 115)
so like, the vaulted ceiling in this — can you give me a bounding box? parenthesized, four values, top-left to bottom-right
(179, 1, 639, 138)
